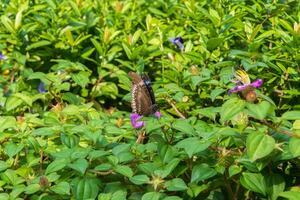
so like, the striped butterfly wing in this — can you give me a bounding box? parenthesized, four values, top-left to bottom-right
(129, 72, 157, 116)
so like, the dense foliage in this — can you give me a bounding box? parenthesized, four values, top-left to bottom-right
(0, 0, 300, 199)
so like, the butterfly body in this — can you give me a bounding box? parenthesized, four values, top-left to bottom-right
(129, 72, 158, 116)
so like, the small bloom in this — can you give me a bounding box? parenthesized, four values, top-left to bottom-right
(154, 111, 161, 119)
(169, 36, 184, 50)
(0, 52, 6, 60)
(38, 82, 47, 93)
(130, 113, 144, 129)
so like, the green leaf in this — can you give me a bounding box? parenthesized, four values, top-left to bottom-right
(95, 163, 112, 171)
(163, 196, 183, 200)
(293, 120, 300, 130)
(158, 143, 177, 164)
(142, 192, 162, 200)
(266, 174, 285, 200)
(26, 40, 52, 50)
(50, 181, 70, 195)
(228, 165, 242, 177)
(154, 158, 180, 178)
(0, 116, 16, 132)
(145, 118, 161, 134)
(129, 175, 150, 185)
(164, 178, 187, 191)
(68, 158, 89, 175)
(72, 177, 100, 200)
(45, 159, 68, 175)
(240, 172, 266, 195)
(207, 37, 224, 50)
(4, 142, 24, 158)
(25, 184, 41, 194)
(220, 98, 246, 123)
(246, 133, 275, 161)
(5, 96, 23, 111)
(172, 119, 195, 135)
(0, 161, 8, 172)
(289, 138, 300, 158)
(111, 190, 127, 200)
(175, 137, 211, 158)
(191, 164, 217, 183)
(0, 193, 9, 200)
(246, 101, 271, 120)
(71, 71, 90, 88)
(114, 165, 133, 177)
(279, 191, 300, 200)
(281, 111, 300, 120)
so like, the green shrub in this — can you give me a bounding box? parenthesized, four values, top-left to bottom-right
(0, 0, 299, 199)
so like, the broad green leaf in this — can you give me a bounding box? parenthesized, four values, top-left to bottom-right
(50, 181, 70, 195)
(289, 138, 300, 158)
(68, 159, 89, 175)
(158, 143, 177, 163)
(246, 101, 271, 120)
(4, 143, 24, 158)
(72, 177, 100, 200)
(145, 118, 161, 133)
(172, 119, 195, 135)
(163, 196, 182, 200)
(0, 161, 8, 172)
(45, 159, 68, 175)
(114, 165, 133, 177)
(293, 120, 300, 130)
(129, 175, 150, 185)
(154, 158, 180, 178)
(240, 172, 266, 195)
(0, 116, 16, 132)
(26, 40, 52, 50)
(5, 96, 23, 111)
(164, 178, 187, 191)
(95, 163, 112, 171)
(281, 111, 300, 120)
(71, 71, 90, 88)
(228, 165, 242, 177)
(25, 184, 40, 194)
(191, 164, 217, 183)
(0, 193, 9, 200)
(142, 192, 161, 200)
(266, 174, 285, 200)
(220, 98, 246, 123)
(279, 191, 300, 200)
(111, 190, 127, 200)
(176, 137, 211, 158)
(246, 133, 275, 161)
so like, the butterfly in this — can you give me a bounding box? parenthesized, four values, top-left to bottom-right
(229, 69, 263, 102)
(128, 72, 159, 116)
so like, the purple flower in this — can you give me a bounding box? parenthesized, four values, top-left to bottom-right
(130, 113, 145, 129)
(38, 82, 47, 93)
(228, 79, 263, 94)
(169, 37, 184, 50)
(0, 52, 6, 60)
(154, 111, 161, 118)
(130, 111, 161, 129)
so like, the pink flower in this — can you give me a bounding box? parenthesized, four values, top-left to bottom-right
(130, 111, 161, 129)
(130, 113, 144, 129)
(154, 111, 162, 119)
